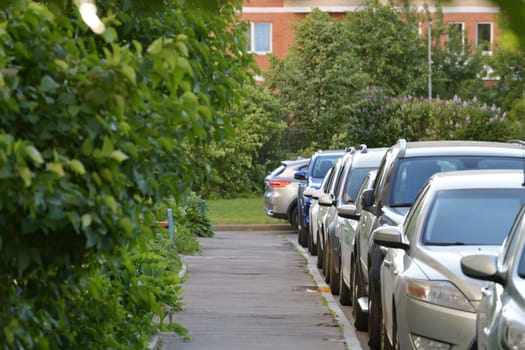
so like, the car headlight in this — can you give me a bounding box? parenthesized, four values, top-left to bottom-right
(501, 307, 525, 350)
(407, 280, 475, 312)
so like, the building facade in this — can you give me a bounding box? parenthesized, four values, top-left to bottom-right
(241, 0, 500, 72)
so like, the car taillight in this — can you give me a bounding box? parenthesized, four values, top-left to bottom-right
(268, 179, 292, 188)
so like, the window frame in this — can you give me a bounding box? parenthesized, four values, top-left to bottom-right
(246, 22, 272, 55)
(476, 22, 493, 55)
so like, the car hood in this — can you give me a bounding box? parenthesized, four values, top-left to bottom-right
(414, 245, 501, 301)
(309, 178, 323, 188)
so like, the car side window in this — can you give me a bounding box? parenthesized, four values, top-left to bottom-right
(503, 206, 525, 266)
(404, 185, 429, 241)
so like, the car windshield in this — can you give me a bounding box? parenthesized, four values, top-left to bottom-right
(343, 167, 375, 203)
(312, 156, 340, 179)
(423, 189, 525, 246)
(390, 156, 523, 206)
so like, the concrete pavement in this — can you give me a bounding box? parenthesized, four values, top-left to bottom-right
(159, 228, 363, 350)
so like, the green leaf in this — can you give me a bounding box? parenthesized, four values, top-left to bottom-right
(47, 162, 65, 177)
(111, 150, 128, 163)
(3, 326, 14, 345)
(82, 214, 92, 228)
(102, 137, 114, 155)
(119, 217, 133, 234)
(25, 145, 44, 164)
(54, 59, 68, 71)
(39, 75, 59, 92)
(19, 166, 32, 187)
(69, 159, 86, 175)
(120, 65, 136, 86)
(147, 37, 163, 56)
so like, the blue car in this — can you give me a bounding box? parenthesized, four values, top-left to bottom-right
(295, 149, 344, 248)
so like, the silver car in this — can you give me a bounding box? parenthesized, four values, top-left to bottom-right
(373, 170, 525, 350)
(264, 158, 309, 229)
(461, 204, 525, 350)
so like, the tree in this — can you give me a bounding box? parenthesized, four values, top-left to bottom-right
(344, 1, 427, 96)
(265, 9, 370, 153)
(0, 0, 254, 347)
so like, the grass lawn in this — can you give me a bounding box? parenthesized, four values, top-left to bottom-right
(205, 196, 288, 225)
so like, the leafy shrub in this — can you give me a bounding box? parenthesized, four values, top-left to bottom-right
(0, 0, 251, 348)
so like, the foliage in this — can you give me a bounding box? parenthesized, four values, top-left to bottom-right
(344, 1, 427, 96)
(0, 0, 253, 347)
(335, 88, 512, 146)
(265, 9, 369, 153)
(194, 84, 288, 198)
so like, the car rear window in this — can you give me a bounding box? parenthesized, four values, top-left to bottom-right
(422, 189, 525, 245)
(389, 156, 524, 206)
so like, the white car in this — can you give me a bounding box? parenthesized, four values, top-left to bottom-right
(373, 169, 525, 350)
(461, 203, 525, 350)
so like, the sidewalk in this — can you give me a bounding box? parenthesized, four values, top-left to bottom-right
(159, 229, 350, 350)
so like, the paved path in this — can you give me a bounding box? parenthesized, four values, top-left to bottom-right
(160, 229, 348, 350)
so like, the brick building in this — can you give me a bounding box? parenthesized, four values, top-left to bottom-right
(241, 0, 500, 72)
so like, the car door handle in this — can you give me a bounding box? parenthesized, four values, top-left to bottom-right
(383, 260, 392, 268)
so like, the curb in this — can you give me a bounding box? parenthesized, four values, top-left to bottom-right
(213, 224, 295, 232)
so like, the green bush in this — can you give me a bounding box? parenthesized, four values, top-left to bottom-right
(0, 0, 251, 348)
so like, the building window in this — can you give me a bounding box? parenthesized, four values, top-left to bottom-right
(246, 22, 271, 54)
(477, 22, 493, 54)
(447, 22, 464, 51)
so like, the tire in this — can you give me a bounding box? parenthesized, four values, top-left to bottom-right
(324, 241, 330, 283)
(351, 258, 368, 331)
(368, 259, 383, 350)
(329, 252, 340, 295)
(317, 231, 323, 269)
(308, 228, 317, 256)
(298, 225, 308, 247)
(289, 205, 299, 231)
(339, 261, 352, 306)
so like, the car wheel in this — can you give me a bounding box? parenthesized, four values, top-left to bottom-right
(368, 266, 382, 350)
(298, 225, 308, 247)
(324, 241, 330, 283)
(308, 228, 317, 256)
(317, 231, 323, 269)
(339, 262, 351, 305)
(329, 252, 340, 295)
(289, 205, 299, 231)
(351, 258, 368, 331)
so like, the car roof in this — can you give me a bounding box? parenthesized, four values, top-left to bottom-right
(351, 147, 388, 167)
(395, 140, 525, 158)
(281, 158, 309, 166)
(427, 169, 525, 191)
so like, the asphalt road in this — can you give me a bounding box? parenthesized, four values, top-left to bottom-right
(160, 227, 369, 350)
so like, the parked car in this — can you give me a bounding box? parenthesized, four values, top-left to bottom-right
(295, 149, 344, 247)
(264, 158, 309, 230)
(339, 170, 377, 307)
(461, 202, 525, 350)
(317, 146, 387, 295)
(353, 139, 525, 349)
(304, 170, 333, 256)
(373, 169, 525, 350)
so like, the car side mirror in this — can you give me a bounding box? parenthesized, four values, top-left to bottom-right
(460, 254, 506, 285)
(372, 226, 409, 250)
(337, 203, 359, 220)
(318, 193, 334, 207)
(303, 187, 315, 198)
(294, 170, 307, 180)
(361, 189, 375, 209)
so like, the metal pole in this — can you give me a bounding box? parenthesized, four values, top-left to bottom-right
(428, 19, 432, 101)
(168, 208, 175, 243)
